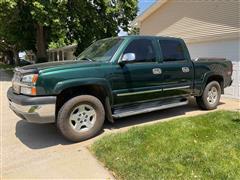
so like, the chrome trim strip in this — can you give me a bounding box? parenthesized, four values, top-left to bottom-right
(117, 86, 190, 96)
(163, 86, 190, 91)
(117, 88, 162, 97)
(14, 67, 38, 74)
(113, 101, 188, 118)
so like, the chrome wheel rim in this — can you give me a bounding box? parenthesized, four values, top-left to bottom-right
(207, 86, 218, 104)
(69, 104, 96, 132)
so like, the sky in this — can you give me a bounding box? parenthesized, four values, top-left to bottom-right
(118, 0, 156, 36)
(138, 0, 156, 15)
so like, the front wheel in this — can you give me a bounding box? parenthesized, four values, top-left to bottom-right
(196, 81, 221, 110)
(57, 95, 105, 142)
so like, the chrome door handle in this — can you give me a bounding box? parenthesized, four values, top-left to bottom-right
(152, 68, 162, 75)
(182, 67, 190, 73)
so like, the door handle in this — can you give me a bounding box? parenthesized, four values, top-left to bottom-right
(182, 67, 190, 73)
(152, 68, 162, 75)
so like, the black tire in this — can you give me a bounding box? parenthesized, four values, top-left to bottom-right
(196, 81, 221, 110)
(57, 95, 105, 142)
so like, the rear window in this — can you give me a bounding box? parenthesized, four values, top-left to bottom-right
(159, 40, 185, 61)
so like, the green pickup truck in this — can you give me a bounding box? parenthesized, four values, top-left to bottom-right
(7, 36, 233, 142)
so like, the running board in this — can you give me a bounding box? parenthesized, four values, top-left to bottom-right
(112, 100, 188, 118)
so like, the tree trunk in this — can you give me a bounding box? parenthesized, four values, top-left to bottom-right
(36, 24, 47, 63)
(13, 49, 20, 65)
(4, 50, 14, 65)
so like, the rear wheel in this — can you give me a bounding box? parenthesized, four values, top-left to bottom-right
(57, 95, 105, 142)
(196, 81, 221, 110)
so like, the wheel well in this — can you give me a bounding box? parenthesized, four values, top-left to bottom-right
(206, 75, 224, 93)
(56, 85, 108, 117)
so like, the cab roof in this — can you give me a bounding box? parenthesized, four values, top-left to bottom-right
(120, 35, 182, 41)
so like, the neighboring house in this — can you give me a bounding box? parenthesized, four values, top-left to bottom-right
(132, 0, 240, 99)
(48, 44, 77, 61)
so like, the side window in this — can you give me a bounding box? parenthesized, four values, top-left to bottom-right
(123, 39, 156, 62)
(159, 40, 185, 61)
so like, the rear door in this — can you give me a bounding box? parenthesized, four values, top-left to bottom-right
(158, 39, 194, 97)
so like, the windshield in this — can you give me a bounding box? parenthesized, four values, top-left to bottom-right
(76, 38, 123, 62)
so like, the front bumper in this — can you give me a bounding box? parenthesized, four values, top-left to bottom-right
(7, 88, 56, 123)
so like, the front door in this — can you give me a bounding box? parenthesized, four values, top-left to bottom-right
(111, 38, 163, 106)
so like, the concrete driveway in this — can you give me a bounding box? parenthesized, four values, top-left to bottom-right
(1, 69, 239, 179)
(1, 70, 114, 179)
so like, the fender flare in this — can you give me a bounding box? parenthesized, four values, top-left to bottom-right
(200, 72, 224, 95)
(54, 78, 113, 103)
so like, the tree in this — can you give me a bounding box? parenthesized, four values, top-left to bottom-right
(66, 0, 138, 55)
(0, 0, 67, 63)
(128, 27, 140, 35)
(0, 0, 138, 63)
(29, 0, 68, 62)
(0, 0, 36, 65)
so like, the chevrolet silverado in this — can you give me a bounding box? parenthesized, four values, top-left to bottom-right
(7, 36, 233, 141)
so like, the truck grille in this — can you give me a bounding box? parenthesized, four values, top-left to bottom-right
(13, 71, 21, 82)
(12, 70, 22, 94)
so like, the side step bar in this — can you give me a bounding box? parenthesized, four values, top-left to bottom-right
(112, 100, 188, 118)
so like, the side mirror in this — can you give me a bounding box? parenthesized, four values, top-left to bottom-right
(119, 53, 136, 64)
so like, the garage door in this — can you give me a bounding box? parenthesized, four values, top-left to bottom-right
(186, 38, 240, 99)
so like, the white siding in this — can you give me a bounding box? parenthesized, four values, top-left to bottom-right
(140, 1, 240, 43)
(187, 39, 240, 99)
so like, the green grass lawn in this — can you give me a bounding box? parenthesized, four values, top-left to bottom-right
(0, 63, 15, 76)
(92, 111, 240, 180)
(0, 62, 15, 69)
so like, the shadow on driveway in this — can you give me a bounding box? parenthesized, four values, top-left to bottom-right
(15, 121, 71, 149)
(15, 98, 225, 149)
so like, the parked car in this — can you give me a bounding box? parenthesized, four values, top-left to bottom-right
(7, 36, 233, 142)
(19, 59, 32, 66)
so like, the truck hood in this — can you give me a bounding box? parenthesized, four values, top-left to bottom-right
(17, 60, 104, 74)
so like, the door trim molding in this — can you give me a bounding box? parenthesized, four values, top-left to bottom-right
(117, 88, 162, 97)
(163, 86, 190, 91)
(116, 85, 190, 97)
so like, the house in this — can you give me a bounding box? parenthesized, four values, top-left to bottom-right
(47, 44, 77, 61)
(132, 0, 240, 99)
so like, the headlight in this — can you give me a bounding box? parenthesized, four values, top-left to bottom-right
(20, 74, 38, 95)
(21, 74, 38, 85)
